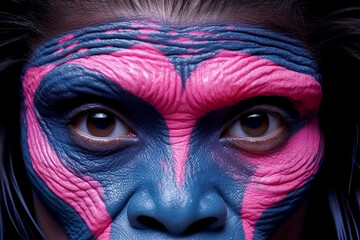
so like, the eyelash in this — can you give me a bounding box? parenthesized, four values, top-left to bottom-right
(69, 104, 137, 151)
(221, 104, 297, 153)
(68, 101, 297, 153)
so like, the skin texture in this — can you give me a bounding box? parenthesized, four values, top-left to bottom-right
(21, 20, 323, 239)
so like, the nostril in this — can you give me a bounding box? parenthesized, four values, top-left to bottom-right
(185, 217, 222, 235)
(137, 216, 167, 232)
(137, 216, 223, 235)
(128, 190, 227, 235)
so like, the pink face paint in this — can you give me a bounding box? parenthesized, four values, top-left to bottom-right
(69, 44, 322, 187)
(131, 21, 145, 28)
(55, 47, 64, 54)
(23, 66, 112, 240)
(78, 48, 88, 53)
(139, 28, 160, 34)
(106, 30, 117, 34)
(169, 37, 197, 44)
(188, 31, 217, 37)
(167, 30, 178, 35)
(66, 42, 78, 49)
(58, 34, 75, 44)
(137, 34, 149, 40)
(22, 19, 323, 239)
(240, 120, 323, 240)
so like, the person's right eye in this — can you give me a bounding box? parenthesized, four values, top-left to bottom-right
(74, 111, 131, 138)
(69, 104, 137, 150)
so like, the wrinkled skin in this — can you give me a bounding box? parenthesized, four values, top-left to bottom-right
(20, 20, 323, 240)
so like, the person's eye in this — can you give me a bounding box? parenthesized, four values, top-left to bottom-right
(223, 106, 293, 153)
(228, 112, 283, 138)
(69, 105, 137, 151)
(74, 111, 131, 138)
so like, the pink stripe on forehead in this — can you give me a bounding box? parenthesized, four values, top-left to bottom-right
(58, 34, 75, 44)
(23, 66, 112, 240)
(69, 44, 322, 186)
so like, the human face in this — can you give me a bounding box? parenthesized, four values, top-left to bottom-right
(20, 19, 323, 240)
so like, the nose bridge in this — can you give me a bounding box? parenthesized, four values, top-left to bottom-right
(166, 115, 197, 187)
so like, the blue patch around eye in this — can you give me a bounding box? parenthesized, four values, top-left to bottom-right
(19, 103, 95, 240)
(23, 22, 322, 236)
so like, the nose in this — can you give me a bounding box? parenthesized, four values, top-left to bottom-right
(127, 187, 227, 235)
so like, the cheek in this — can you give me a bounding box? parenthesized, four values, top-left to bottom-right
(239, 120, 324, 240)
(21, 67, 113, 240)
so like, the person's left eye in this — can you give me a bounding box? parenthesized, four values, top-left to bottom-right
(228, 112, 284, 138)
(223, 105, 293, 153)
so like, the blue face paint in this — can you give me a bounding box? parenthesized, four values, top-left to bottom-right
(21, 19, 323, 240)
(30, 19, 320, 81)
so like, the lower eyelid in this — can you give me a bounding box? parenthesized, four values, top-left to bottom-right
(70, 126, 138, 152)
(68, 103, 138, 151)
(222, 124, 290, 154)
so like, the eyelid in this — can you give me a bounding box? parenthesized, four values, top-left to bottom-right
(221, 103, 296, 154)
(224, 126, 290, 154)
(68, 103, 138, 152)
(226, 103, 297, 130)
(68, 103, 133, 127)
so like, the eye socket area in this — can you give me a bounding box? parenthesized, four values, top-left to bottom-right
(73, 111, 133, 138)
(223, 106, 292, 153)
(70, 105, 137, 150)
(229, 112, 284, 138)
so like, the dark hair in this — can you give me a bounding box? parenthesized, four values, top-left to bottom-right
(1, 0, 359, 239)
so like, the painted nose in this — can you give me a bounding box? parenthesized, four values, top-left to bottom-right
(127, 188, 227, 235)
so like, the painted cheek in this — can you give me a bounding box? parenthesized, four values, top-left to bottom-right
(40, 43, 322, 238)
(22, 66, 112, 240)
(240, 120, 324, 240)
(22, 20, 324, 239)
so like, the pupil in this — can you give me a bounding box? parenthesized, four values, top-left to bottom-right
(90, 113, 112, 129)
(87, 112, 115, 137)
(245, 113, 267, 129)
(241, 113, 269, 137)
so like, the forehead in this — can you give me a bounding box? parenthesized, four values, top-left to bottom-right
(26, 19, 320, 82)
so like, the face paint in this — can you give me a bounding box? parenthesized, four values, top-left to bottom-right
(21, 19, 323, 239)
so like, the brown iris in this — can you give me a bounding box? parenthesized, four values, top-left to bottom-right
(86, 112, 115, 137)
(240, 113, 269, 137)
